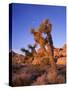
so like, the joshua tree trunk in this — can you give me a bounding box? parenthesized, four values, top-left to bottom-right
(46, 33, 57, 83)
(46, 33, 55, 67)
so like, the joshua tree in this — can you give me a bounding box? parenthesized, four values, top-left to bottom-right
(38, 19, 54, 66)
(21, 44, 37, 59)
(21, 48, 32, 57)
(28, 44, 37, 56)
(38, 19, 57, 83)
(31, 28, 48, 56)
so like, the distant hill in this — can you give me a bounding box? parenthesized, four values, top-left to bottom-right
(9, 50, 25, 65)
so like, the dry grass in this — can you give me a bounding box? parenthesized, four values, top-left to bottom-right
(11, 64, 66, 86)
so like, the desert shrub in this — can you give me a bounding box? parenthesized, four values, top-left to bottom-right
(57, 74, 65, 84)
(32, 73, 48, 85)
(12, 72, 33, 86)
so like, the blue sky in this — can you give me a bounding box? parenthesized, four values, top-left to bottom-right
(11, 3, 66, 53)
